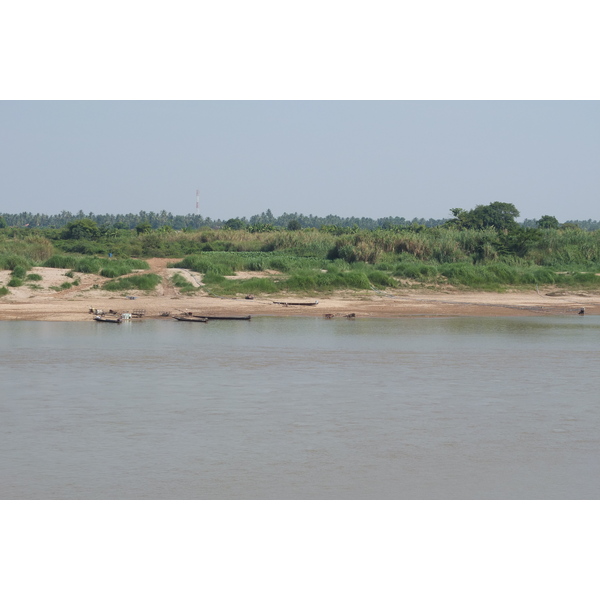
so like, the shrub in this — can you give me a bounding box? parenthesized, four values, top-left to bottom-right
(100, 265, 135, 278)
(367, 270, 397, 288)
(26, 273, 43, 281)
(43, 255, 79, 269)
(0, 286, 9, 297)
(0, 254, 31, 271)
(11, 265, 27, 278)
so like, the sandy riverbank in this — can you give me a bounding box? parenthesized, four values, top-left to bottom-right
(1, 258, 597, 321)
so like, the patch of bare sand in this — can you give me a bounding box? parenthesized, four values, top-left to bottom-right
(224, 270, 282, 280)
(1, 261, 598, 321)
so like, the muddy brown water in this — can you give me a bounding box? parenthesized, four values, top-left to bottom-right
(1, 316, 598, 499)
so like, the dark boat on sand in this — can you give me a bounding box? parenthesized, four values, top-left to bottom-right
(172, 316, 209, 323)
(94, 316, 122, 323)
(192, 315, 251, 321)
(273, 300, 319, 306)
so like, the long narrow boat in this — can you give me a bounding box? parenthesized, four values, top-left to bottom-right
(192, 315, 251, 321)
(273, 300, 319, 306)
(94, 316, 122, 323)
(172, 316, 209, 323)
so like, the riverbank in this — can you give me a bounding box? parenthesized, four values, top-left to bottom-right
(1, 259, 597, 321)
(1, 289, 597, 321)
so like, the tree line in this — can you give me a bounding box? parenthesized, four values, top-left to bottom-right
(0, 205, 598, 232)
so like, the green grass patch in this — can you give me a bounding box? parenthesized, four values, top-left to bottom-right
(170, 273, 197, 293)
(215, 277, 280, 295)
(50, 281, 73, 291)
(43, 255, 149, 276)
(43, 255, 79, 269)
(0, 254, 32, 271)
(26, 273, 43, 281)
(0, 286, 9, 297)
(103, 273, 161, 291)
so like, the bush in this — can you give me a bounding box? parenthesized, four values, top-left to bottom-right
(11, 265, 27, 278)
(26, 273, 43, 281)
(367, 270, 397, 288)
(43, 255, 79, 269)
(0, 254, 32, 271)
(0, 286, 9, 297)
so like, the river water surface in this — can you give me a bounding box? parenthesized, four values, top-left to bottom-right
(1, 316, 598, 499)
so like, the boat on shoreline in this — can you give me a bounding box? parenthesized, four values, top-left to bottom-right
(172, 316, 209, 323)
(273, 300, 319, 306)
(192, 315, 251, 321)
(94, 316, 122, 324)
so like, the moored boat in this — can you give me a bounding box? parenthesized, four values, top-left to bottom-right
(273, 300, 319, 306)
(94, 316, 122, 323)
(172, 316, 209, 323)
(192, 315, 251, 321)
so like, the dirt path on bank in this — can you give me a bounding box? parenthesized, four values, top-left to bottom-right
(1, 258, 598, 321)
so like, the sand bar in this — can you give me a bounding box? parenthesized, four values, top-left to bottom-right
(1, 258, 597, 321)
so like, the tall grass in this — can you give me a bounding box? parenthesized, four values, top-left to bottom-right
(5, 226, 600, 294)
(173, 252, 327, 274)
(43, 255, 149, 276)
(392, 260, 598, 289)
(0, 236, 54, 263)
(0, 254, 33, 271)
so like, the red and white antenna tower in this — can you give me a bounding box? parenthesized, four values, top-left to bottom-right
(196, 189, 200, 215)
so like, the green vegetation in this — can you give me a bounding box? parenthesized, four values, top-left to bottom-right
(170, 273, 197, 294)
(61, 219, 101, 240)
(446, 202, 521, 231)
(103, 274, 161, 292)
(1, 204, 599, 295)
(42, 256, 149, 276)
(50, 281, 74, 291)
(0, 286, 9, 297)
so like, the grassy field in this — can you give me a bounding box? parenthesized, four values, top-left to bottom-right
(1, 227, 599, 294)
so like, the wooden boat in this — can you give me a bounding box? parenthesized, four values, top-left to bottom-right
(273, 300, 319, 306)
(94, 316, 122, 323)
(192, 315, 251, 321)
(172, 316, 209, 323)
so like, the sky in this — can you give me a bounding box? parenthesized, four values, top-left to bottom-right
(1, 100, 598, 223)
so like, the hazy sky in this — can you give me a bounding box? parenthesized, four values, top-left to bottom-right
(1, 101, 598, 222)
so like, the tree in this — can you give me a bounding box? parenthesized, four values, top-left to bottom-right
(287, 219, 301, 231)
(446, 203, 520, 231)
(467, 202, 520, 230)
(0, 216, 7, 228)
(224, 218, 245, 230)
(61, 219, 100, 240)
(537, 215, 560, 229)
(136, 221, 152, 235)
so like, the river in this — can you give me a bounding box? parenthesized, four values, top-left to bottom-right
(1, 316, 598, 499)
